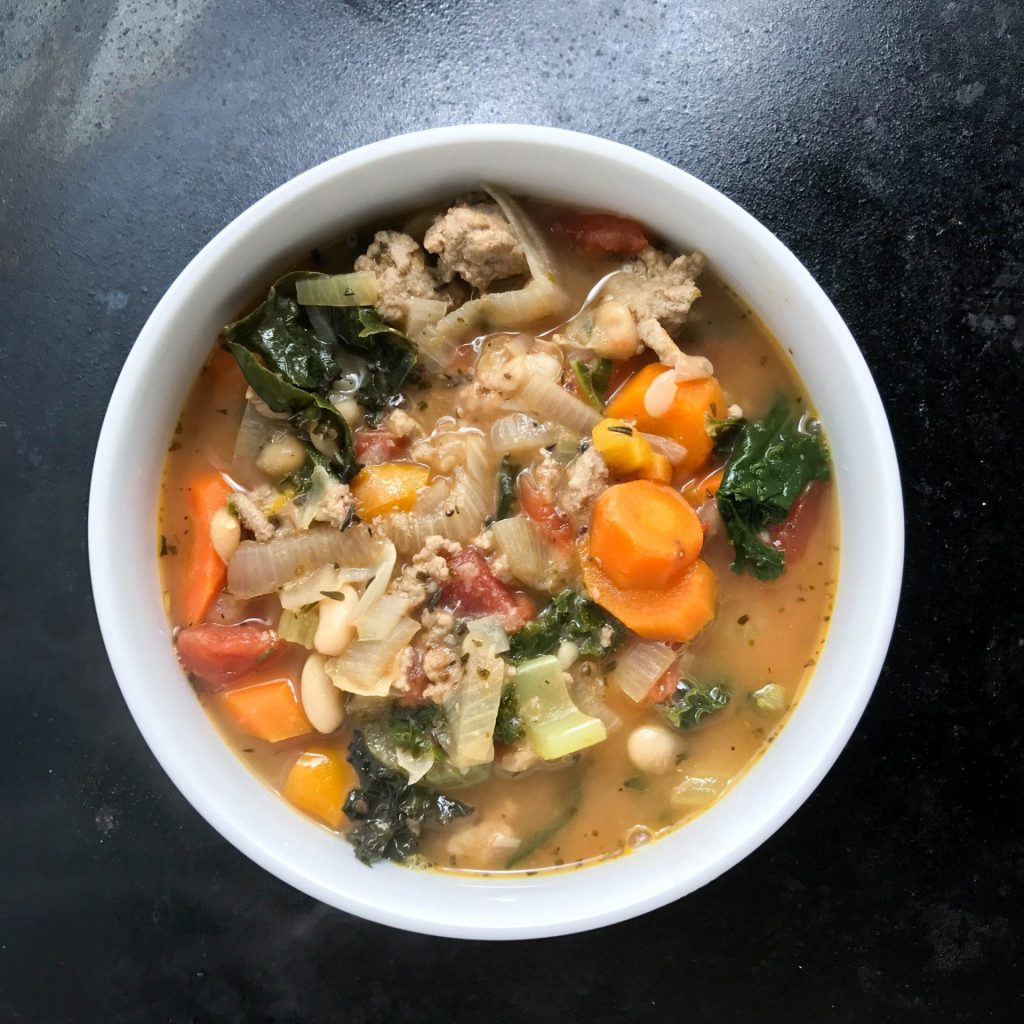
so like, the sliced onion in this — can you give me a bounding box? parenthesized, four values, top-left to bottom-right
(227, 525, 383, 598)
(295, 271, 378, 307)
(484, 184, 556, 283)
(490, 515, 563, 592)
(294, 465, 333, 530)
(351, 540, 398, 625)
(442, 633, 505, 769)
(280, 564, 376, 609)
(642, 432, 688, 466)
(356, 593, 410, 642)
(608, 638, 677, 702)
(407, 297, 453, 371)
(233, 401, 278, 463)
(466, 615, 510, 655)
(396, 748, 435, 784)
(520, 374, 601, 436)
(490, 413, 563, 454)
(671, 775, 725, 808)
(570, 678, 622, 734)
(325, 617, 420, 695)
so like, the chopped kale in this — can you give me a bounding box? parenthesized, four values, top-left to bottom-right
(343, 732, 473, 866)
(494, 684, 525, 745)
(508, 590, 626, 664)
(661, 678, 730, 731)
(716, 399, 830, 580)
(388, 704, 445, 758)
(706, 411, 745, 453)
(571, 357, 614, 411)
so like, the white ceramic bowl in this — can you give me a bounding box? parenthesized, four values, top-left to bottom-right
(89, 125, 903, 939)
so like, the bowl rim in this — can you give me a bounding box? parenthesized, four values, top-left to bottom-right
(88, 123, 903, 938)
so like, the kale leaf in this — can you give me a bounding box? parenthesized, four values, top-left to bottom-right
(388, 703, 445, 758)
(661, 678, 730, 731)
(571, 358, 614, 411)
(343, 732, 473, 866)
(494, 455, 520, 522)
(508, 589, 626, 664)
(494, 684, 524, 745)
(706, 412, 745, 453)
(716, 399, 830, 580)
(227, 343, 359, 481)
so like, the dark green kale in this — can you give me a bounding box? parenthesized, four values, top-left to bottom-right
(706, 412, 745, 453)
(388, 703, 445, 758)
(343, 732, 473, 866)
(571, 357, 614, 411)
(661, 678, 730, 731)
(716, 399, 830, 580)
(508, 590, 626, 664)
(494, 456, 520, 522)
(494, 684, 524, 745)
(227, 343, 359, 481)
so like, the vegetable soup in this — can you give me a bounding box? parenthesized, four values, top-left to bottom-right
(159, 189, 837, 873)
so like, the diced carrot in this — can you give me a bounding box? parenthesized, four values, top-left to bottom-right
(350, 462, 429, 519)
(582, 555, 717, 643)
(590, 480, 704, 589)
(176, 623, 284, 689)
(549, 212, 649, 256)
(206, 346, 246, 406)
(181, 473, 233, 626)
(605, 364, 727, 477)
(283, 745, 354, 828)
(636, 453, 673, 484)
(217, 678, 312, 743)
(683, 467, 725, 507)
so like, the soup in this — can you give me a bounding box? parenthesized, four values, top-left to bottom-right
(159, 190, 837, 873)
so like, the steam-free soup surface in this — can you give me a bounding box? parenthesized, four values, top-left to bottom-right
(160, 192, 837, 872)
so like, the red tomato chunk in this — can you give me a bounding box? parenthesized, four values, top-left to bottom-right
(176, 622, 284, 689)
(549, 212, 649, 256)
(354, 430, 406, 465)
(439, 548, 534, 631)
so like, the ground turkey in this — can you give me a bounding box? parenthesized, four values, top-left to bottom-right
(604, 246, 705, 334)
(354, 230, 443, 328)
(424, 203, 528, 291)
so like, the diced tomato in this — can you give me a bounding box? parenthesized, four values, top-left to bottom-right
(354, 430, 406, 466)
(176, 622, 285, 689)
(549, 212, 648, 257)
(769, 481, 826, 565)
(518, 478, 574, 549)
(647, 666, 678, 703)
(439, 548, 534, 631)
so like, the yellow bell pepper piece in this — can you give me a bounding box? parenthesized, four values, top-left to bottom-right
(350, 462, 429, 519)
(592, 418, 655, 474)
(283, 745, 353, 828)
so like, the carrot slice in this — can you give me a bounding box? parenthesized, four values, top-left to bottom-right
(582, 554, 717, 643)
(283, 745, 354, 827)
(590, 481, 704, 589)
(683, 467, 725, 507)
(181, 473, 233, 626)
(217, 678, 312, 743)
(606, 364, 726, 477)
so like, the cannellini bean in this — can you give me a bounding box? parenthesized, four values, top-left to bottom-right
(590, 300, 639, 359)
(313, 588, 358, 656)
(556, 640, 579, 670)
(209, 506, 241, 564)
(524, 352, 562, 380)
(300, 652, 345, 733)
(333, 397, 362, 427)
(256, 433, 307, 477)
(626, 723, 687, 775)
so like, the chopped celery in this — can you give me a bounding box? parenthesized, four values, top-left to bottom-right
(513, 655, 607, 760)
(750, 682, 787, 715)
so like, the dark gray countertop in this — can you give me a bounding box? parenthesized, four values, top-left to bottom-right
(1, 1, 1021, 1021)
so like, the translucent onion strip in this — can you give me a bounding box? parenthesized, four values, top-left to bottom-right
(228, 525, 382, 598)
(355, 593, 410, 642)
(608, 638, 678, 702)
(325, 617, 420, 696)
(642, 432, 688, 466)
(295, 271, 378, 307)
(442, 634, 505, 769)
(490, 413, 563, 454)
(490, 515, 563, 592)
(520, 374, 601, 436)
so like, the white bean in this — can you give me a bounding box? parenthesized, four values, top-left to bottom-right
(256, 433, 307, 477)
(556, 640, 579, 670)
(524, 352, 562, 380)
(626, 724, 687, 775)
(209, 506, 240, 564)
(333, 397, 362, 427)
(300, 652, 346, 733)
(313, 588, 358, 656)
(590, 300, 639, 360)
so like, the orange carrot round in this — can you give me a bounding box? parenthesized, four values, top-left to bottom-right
(606, 364, 727, 477)
(582, 555, 717, 643)
(590, 480, 704, 589)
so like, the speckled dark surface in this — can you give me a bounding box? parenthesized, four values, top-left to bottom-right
(1, 1, 1021, 1020)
